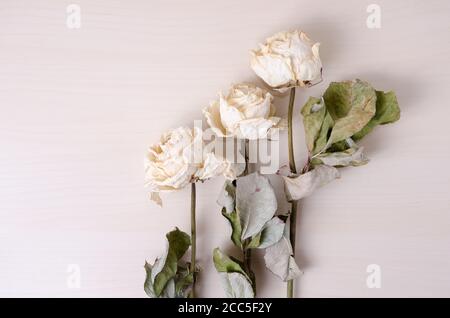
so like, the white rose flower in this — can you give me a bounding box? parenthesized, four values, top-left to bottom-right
(145, 126, 241, 205)
(203, 83, 283, 140)
(195, 152, 243, 181)
(250, 30, 322, 92)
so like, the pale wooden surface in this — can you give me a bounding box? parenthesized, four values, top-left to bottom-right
(1, 0, 450, 297)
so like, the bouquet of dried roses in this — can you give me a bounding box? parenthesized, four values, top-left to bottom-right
(143, 30, 400, 298)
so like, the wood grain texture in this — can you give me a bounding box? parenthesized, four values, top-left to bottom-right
(1, 0, 450, 297)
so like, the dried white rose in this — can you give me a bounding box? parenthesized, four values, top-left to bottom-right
(145, 127, 240, 206)
(250, 30, 322, 92)
(195, 152, 243, 181)
(203, 83, 283, 140)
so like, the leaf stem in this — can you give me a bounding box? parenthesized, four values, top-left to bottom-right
(287, 87, 299, 298)
(189, 182, 197, 298)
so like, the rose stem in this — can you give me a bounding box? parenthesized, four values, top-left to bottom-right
(243, 138, 249, 175)
(287, 87, 299, 298)
(242, 139, 253, 281)
(189, 182, 197, 298)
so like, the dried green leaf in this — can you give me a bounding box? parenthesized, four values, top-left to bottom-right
(246, 232, 261, 249)
(153, 228, 191, 296)
(301, 97, 335, 155)
(326, 139, 350, 152)
(324, 79, 377, 144)
(222, 208, 243, 249)
(174, 264, 194, 298)
(301, 97, 326, 152)
(313, 111, 334, 154)
(353, 90, 401, 141)
(145, 263, 185, 298)
(213, 248, 249, 278)
(160, 279, 176, 298)
(144, 262, 157, 298)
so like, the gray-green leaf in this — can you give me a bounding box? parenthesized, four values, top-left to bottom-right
(217, 181, 242, 248)
(257, 217, 285, 249)
(237, 173, 278, 240)
(218, 272, 255, 298)
(282, 165, 340, 201)
(217, 181, 236, 213)
(213, 248, 254, 298)
(313, 147, 369, 167)
(264, 224, 302, 282)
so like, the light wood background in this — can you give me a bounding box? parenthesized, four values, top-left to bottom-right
(1, 0, 449, 297)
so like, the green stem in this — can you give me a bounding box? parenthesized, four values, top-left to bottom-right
(243, 139, 250, 175)
(244, 247, 252, 274)
(287, 202, 297, 298)
(189, 182, 197, 298)
(242, 139, 253, 287)
(288, 87, 297, 174)
(287, 87, 299, 298)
